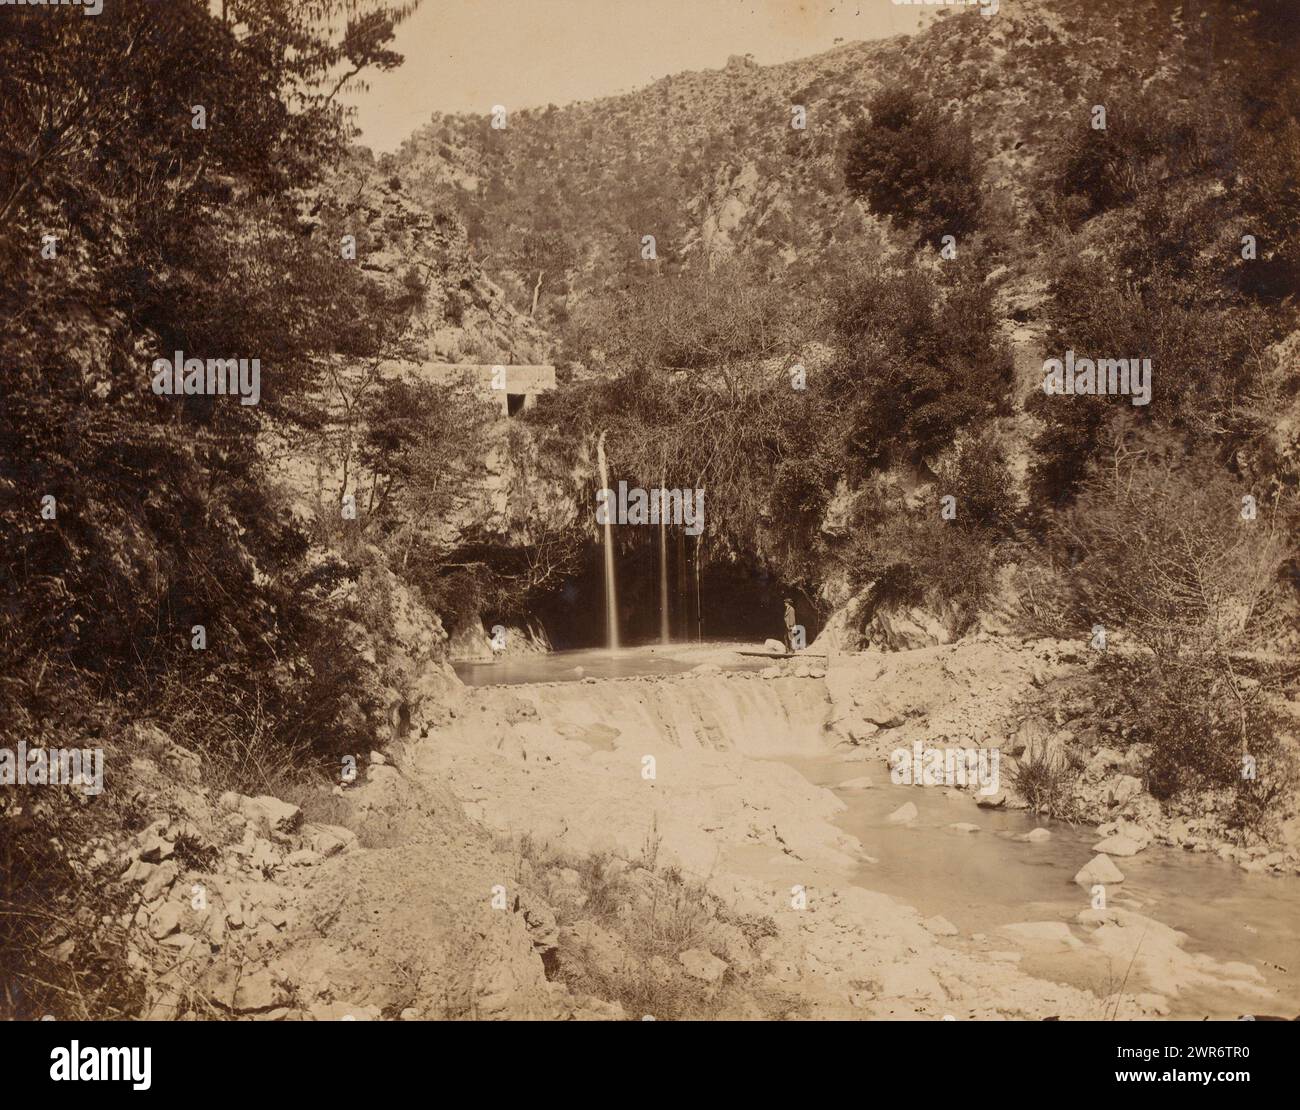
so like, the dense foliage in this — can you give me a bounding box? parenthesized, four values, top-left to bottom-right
(0, 0, 424, 1017)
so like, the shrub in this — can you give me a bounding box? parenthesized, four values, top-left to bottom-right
(933, 429, 1017, 532)
(843, 85, 981, 242)
(830, 264, 1011, 469)
(513, 840, 792, 1020)
(1046, 435, 1292, 659)
(1049, 87, 1234, 221)
(848, 502, 1002, 638)
(1011, 749, 1081, 822)
(1237, 115, 1300, 299)
(1092, 655, 1297, 838)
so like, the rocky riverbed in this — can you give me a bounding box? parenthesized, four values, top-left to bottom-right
(101, 638, 1299, 1020)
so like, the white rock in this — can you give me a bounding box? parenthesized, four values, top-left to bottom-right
(876, 962, 947, 1001)
(1022, 827, 1053, 843)
(887, 802, 918, 824)
(1092, 834, 1143, 857)
(121, 859, 155, 884)
(1074, 853, 1125, 886)
(141, 860, 178, 903)
(1108, 775, 1142, 805)
(1001, 921, 1082, 948)
(678, 948, 728, 983)
(239, 795, 301, 835)
(309, 825, 359, 858)
(138, 835, 174, 864)
(924, 915, 960, 936)
(148, 903, 183, 940)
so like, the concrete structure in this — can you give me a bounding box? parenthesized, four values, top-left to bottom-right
(409, 363, 557, 417)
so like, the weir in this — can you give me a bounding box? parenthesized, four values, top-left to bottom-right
(659, 504, 670, 644)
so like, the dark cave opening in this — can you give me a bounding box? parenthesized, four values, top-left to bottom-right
(525, 531, 821, 650)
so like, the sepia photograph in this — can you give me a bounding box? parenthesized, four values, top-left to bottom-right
(2, 0, 1298, 1083)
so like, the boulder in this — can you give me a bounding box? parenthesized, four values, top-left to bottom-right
(141, 860, 178, 903)
(447, 618, 494, 663)
(876, 962, 947, 1002)
(224, 968, 283, 1014)
(679, 948, 729, 984)
(1107, 776, 1143, 806)
(923, 915, 960, 936)
(1092, 834, 1143, 857)
(1086, 748, 1125, 776)
(867, 605, 951, 652)
(308, 824, 359, 858)
(1074, 854, 1125, 886)
(1022, 827, 1052, 844)
(239, 795, 302, 836)
(887, 802, 918, 824)
(138, 835, 174, 864)
(148, 903, 183, 940)
(121, 859, 156, 884)
(763, 638, 786, 655)
(1097, 818, 1152, 848)
(560, 921, 628, 980)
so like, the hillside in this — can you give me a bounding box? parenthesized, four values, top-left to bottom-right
(387, 0, 1244, 314)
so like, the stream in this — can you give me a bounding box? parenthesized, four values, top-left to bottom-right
(455, 645, 1300, 1019)
(796, 756, 1300, 1020)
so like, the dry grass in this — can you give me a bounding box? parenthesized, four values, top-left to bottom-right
(512, 836, 795, 1021)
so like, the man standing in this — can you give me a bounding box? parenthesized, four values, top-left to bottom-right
(783, 597, 797, 653)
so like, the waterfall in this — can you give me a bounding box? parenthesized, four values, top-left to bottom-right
(658, 496, 671, 644)
(596, 431, 620, 650)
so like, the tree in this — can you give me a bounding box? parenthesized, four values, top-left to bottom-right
(843, 86, 981, 243)
(511, 227, 576, 317)
(360, 377, 494, 567)
(828, 264, 1011, 469)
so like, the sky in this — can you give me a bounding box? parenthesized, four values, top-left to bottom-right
(340, 0, 927, 152)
